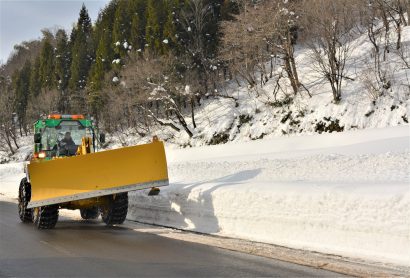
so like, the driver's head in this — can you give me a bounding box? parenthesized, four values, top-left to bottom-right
(64, 132, 72, 140)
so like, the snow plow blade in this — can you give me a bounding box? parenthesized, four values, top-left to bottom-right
(27, 140, 168, 208)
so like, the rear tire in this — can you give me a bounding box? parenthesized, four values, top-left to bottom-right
(80, 207, 99, 220)
(18, 178, 32, 222)
(101, 193, 128, 225)
(33, 205, 59, 229)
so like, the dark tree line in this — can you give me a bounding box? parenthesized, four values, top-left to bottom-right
(0, 0, 237, 142)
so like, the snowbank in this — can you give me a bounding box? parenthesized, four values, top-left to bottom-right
(128, 125, 410, 266)
(1, 126, 408, 266)
(0, 162, 24, 202)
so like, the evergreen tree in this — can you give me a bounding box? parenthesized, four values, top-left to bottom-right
(13, 61, 31, 135)
(130, 0, 147, 50)
(113, 0, 132, 57)
(55, 29, 71, 92)
(93, 0, 117, 70)
(145, 0, 163, 52)
(39, 38, 55, 89)
(89, 37, 107, 91)
(87, 44, 106, 126)
(55, 29, 71, 112)
(69, 4, 94, 92)
(162, 1, 178, 53)
(29, 56, 41, 97)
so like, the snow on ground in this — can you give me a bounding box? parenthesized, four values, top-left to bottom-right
(127, 125, 410, 267)
(0, 135, 32, 163)
(0, 125, 408, 266)
(0, 162, 24, 200)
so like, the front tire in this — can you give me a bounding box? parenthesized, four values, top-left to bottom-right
(32, 205, 59, 229)
(18, 178, 32, 222)
(101, 193, 128, 225)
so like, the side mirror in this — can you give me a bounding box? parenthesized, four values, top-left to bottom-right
(99, 133, 106, 144)
(34, 133, 41, 144)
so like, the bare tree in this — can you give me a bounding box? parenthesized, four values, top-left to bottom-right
(267, 1, 304, 96)
(301, 0, 358, 103)
(360, 0, 393, 100)
(180, 0, 210, 67)
(397, 42, 410, 69)
(118, 54, 194, 138)
(172, 0, 217, 128)
(0, 76, 19, 155)
(220, 0, 309, 99)
(377, 0, 407, 50)
(219, 1, 264, 87)
(26, 89, 60, 121)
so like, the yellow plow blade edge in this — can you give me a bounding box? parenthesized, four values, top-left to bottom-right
(27, 140, 168, 208)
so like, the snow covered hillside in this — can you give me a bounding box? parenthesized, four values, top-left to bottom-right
(107, 23, 409, 149)
(127, 125, 410, 266)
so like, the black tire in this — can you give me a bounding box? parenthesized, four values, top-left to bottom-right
(101, 193, 128, 225)
(32, 205, 59, 229)
(80, 207, 99, 220)
(18, 178, 32, 222)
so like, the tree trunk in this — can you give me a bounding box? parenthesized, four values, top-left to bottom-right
(190, 98, 196, 129)
(11, 132, 19, 149)
(173, 107, 193, 138)
(396, 24, 401, 50)
(3, 130, 15, 155)
(283, 55, 298, 95)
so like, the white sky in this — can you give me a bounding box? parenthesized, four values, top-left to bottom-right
(0, 0, 110, 65)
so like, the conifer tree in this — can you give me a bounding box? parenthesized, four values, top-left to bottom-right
(162, 1, 178, 53)
(55, 29, 71, 92)
(88, 55, 106, 126)
(54, 29, 71, 112)
(69, 4, 94, 92)
(93, 0, 117, 70)
(145, 0, 163, 52)
(29, 56, 41, 97)
(13, 61, 31, 135)
(113, 0, 132, 56)
(130, 0, 148, 50)
(88, 47, 106, 126)
(39, 38, 55, 89)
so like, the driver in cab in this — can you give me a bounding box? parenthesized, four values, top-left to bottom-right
(61, 132, 75, 146)
(57, 132, 77, 156)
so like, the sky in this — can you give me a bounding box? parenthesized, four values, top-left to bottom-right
(0, 0, 110, 64)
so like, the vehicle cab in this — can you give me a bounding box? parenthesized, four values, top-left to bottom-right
(32, 114, 102, 160)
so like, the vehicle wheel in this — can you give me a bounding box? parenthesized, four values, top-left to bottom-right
(18, 178, 32, 222)
(101, 193, 128, 225)
(32, 205, 59, 229)
(80, 207, 99, 220)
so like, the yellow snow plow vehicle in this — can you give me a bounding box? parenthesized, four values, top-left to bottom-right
(18, 114, 168, 229)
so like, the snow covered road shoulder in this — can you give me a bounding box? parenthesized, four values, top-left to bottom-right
(128, 126, 410, 266)
(0, 163, 24, 201)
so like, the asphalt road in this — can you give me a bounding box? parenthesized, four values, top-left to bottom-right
(0, 201, 343, 277)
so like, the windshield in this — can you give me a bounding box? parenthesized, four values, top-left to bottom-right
(41, 121, 93, 151)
